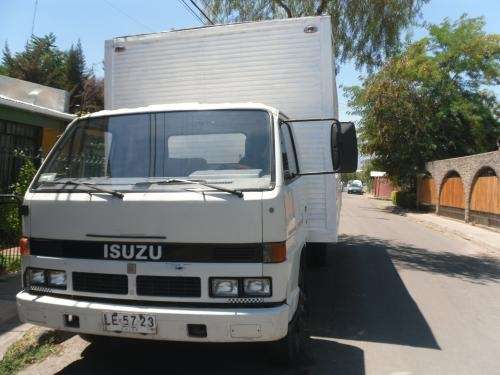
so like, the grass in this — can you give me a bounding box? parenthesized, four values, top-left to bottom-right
(0, 328, 71, 375)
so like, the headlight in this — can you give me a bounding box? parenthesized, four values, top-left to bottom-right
(27, 268, 66, 289)
(243, 278, 271, 297)
(29, 268, 45, 285)
(47, 270, 67, 288)
(211, 278, 239, 297)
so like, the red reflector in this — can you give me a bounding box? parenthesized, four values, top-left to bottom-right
(19, 237, 30, 255)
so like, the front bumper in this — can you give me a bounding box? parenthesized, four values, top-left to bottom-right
(17, 291, 290, 342)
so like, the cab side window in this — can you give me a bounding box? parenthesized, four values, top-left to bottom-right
(279, 121, 298, 181)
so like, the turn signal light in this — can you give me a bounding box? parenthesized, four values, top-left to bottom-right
(19, 237, 30, 256)
(263, 242, 286, 263)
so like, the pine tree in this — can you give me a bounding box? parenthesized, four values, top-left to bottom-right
(2, 34, 65, 87)
(65, 40, 87, 113)
(2, 35, 104, 114)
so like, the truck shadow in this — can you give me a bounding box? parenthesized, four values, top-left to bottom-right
(0, 274, 22, 336)
(56, 234, 457, 374)
(307, 236, 440, 350)
(56, 337, 364, 375)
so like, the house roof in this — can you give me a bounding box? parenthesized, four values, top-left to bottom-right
(0, 94, 75, 122)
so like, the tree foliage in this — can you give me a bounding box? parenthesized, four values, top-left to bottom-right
(64, 40, 87, 113)
(200, 0, 429, 69)
(347, 16, 500, 190)
(339, 171, 360, 184)
(2, 34, 65, 87)
(2, 35, 103, 114)
(81, 75, 104, 114)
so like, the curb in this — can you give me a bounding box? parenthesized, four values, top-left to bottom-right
(405, 212, 499, 252)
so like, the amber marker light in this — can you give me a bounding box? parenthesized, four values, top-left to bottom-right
(263, 242, 287, 263)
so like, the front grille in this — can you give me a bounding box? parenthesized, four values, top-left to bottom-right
(136, 276, 201, 297)
(73, 272, 128, 295)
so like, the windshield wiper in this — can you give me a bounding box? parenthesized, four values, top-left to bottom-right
(39, 181, 124, 199)
(136, 178, 243, 198)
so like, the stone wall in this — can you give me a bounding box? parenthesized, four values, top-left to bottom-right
(423, 150, 500, 222)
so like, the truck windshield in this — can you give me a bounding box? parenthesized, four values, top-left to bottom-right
(34, 110, 273, 191)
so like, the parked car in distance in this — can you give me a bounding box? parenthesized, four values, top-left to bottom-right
(347, 180, 363, 194)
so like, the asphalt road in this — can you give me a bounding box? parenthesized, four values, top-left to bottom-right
(21, 194, 500, 375)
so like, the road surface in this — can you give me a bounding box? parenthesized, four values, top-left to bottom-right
(20, 194, 500, 374)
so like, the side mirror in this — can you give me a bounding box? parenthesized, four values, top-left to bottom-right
(331, 121, 358, 173)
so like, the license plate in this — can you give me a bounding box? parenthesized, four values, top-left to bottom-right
(102, 312, 157, 334)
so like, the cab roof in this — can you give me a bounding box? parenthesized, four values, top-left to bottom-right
(80, 102, 280, 119)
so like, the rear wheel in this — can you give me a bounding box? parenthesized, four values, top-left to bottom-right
(306, 243, 327, 268)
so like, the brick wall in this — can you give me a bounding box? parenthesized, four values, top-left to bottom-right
(422, 150, 500, 224)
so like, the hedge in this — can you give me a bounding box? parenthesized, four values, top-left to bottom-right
(391, 190, 416, 209)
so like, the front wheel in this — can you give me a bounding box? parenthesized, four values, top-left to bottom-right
(268, 314, 307, 366)
(269, 278, 308, 366)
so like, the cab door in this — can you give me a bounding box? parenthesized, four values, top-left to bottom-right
(279, 119, 307, 255)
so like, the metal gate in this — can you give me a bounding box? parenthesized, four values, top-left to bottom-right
(0, 119, 42, 193)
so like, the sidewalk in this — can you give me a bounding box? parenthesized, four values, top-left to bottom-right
(367, 196, 500, 252)
(0, 274, 32, 360)
(405, 211, 500, 252)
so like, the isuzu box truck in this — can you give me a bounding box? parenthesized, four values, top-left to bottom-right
(16, 16, 357, 363)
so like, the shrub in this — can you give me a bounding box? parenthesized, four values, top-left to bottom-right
(391, 190, 416, 209)
(0, 155, 37, 244)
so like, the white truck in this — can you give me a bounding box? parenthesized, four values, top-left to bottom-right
(16, 16, 357, 363)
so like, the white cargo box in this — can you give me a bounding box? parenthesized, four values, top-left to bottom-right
(104, 16, 340, 242)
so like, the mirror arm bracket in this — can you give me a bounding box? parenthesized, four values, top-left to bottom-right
(298, 171, 338, 176)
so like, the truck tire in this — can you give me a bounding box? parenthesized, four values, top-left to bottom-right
(306, 243, 327, 268)
(268, 264, 309, 366)
(268, 313, 306, 366)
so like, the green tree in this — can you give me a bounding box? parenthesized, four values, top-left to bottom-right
(80, 75, 105, 114)
(201, 0, 429, 69)
(339, 172, 360, 185)
(65, 40, 87, 113)
(2, 34, 104, 114)
(359, 158, 379, 191)
(347, 16, 500, 190)
(2, 34, 65, 87)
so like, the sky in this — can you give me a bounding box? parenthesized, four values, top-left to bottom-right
(1, 0, 499, 121)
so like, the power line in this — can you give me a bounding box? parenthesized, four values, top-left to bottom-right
(178, 0, 204, 24)
(189, 0, 214, 25)
(103, 0, 155, 32)
(30, 0, 38, 37)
